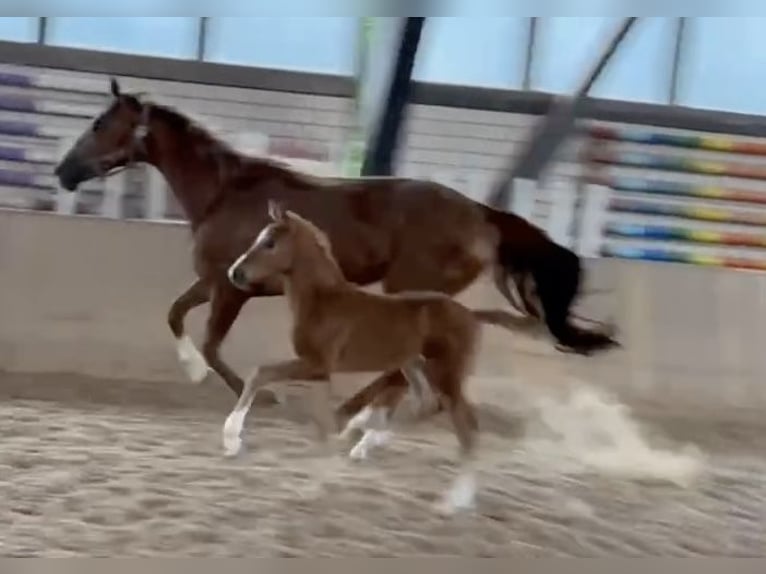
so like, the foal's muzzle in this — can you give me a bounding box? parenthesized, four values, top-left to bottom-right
(228, 264, 249, 291)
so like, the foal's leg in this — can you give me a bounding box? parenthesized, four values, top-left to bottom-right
(167, 278, 210, 383)
(423, 351, 479, 514)
(222, 358, 329, 456)
(439, 391, 479, 515)
(336, 370, 409, 460)
(401, 357, 440, 415)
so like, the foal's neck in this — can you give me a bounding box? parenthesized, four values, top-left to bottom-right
(285, 247, 348, 315)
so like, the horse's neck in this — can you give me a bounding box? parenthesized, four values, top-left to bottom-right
(146, 116, 243, 226)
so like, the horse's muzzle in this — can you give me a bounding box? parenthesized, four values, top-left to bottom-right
(54, 159, 96, 191)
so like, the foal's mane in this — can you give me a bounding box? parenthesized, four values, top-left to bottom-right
(286, 211, 342, 272)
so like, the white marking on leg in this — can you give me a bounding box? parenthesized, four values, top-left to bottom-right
(339, 405, 373, 440)
(176, 335, 209, 383)
(349, 429, 390, 460)
(349, 430, 373, 460)
(221, 370, 260, 457)
(402, 362, 438, 415)
(222, 409, 246, 457)
(346, 407, 391, 460)
(370, 429, 392, 447)
(437, 470, 477, 515)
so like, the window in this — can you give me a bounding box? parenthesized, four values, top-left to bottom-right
(204, 17, 357, 75)
(413, 17, 530, 88)
(46, 17, 199, 59)
(531, 17, 676, 104)
(0, 17, 37, 43)
(677, 18, 766, 115)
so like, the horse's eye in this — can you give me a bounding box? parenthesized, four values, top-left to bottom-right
(263, 237, 275, 250)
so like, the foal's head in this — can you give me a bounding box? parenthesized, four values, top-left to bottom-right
(55, 78, 149, 191)
(228, 200, 340, 291)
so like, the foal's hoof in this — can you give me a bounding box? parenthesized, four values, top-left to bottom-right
(222, 433, 243, 457)
(348, 430, 391, 461)
(435, 474, 477, 516)
(348, 441, 368, 461)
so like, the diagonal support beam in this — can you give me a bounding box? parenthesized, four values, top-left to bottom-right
(490, 17, 639, 210)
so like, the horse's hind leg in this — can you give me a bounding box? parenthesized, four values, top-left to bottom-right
(168, 278, 210, 383)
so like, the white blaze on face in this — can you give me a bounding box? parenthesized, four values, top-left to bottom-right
(253, 222, 277, 249)
(227, 223, 277, 288)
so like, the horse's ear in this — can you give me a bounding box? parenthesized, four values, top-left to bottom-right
(110, 77, 121, 99)
(268, 199, 286, 222)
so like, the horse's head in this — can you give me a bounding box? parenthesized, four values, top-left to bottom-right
(55, 77, 148, 191)
(228, 200, 296, 291)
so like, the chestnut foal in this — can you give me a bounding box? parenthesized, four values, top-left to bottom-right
(224, 200, 484, 513)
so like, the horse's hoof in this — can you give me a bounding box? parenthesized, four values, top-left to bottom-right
(176, 336, 210, 384)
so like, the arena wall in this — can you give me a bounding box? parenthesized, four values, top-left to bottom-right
(2, 209, 766, 412)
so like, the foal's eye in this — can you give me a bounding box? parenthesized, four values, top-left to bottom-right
(262, 237, 275, 250)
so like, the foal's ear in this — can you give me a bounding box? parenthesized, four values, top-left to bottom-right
(110, 77, 121, 99)
(268, 199, 286, 222)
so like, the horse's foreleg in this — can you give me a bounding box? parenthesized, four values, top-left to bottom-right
(168, 278, 211, 384)
(202, 284, 249, 398)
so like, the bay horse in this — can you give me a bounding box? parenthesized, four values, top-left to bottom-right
(53, 78, 618, 402)
(225, 200, 483, 513)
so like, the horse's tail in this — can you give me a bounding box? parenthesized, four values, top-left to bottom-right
(483, 206, 620, 355)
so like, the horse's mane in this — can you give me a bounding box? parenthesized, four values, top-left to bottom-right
(146, 100, 323, 190)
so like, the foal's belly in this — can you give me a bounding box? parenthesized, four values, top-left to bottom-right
(335, 319, 422, 373)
